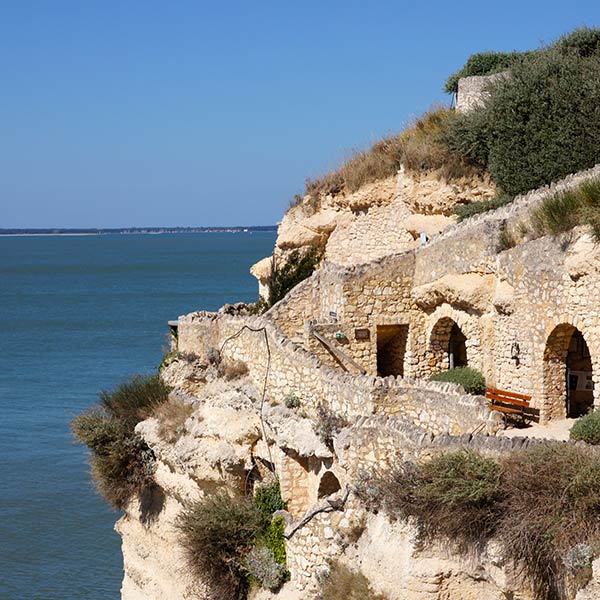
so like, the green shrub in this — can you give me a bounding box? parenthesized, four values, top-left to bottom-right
(254, 481, 287, 522)
(267, 247, 322, 307)
(453, 194, 512, 222)
(444, 50, 531, 94)
(71, 374, 170, 509)
(284, 393, 301, 409)
(99, 374, 171, 425)
(570, 410, 600, 445)
(446, 44, 600, 197)
(177, 482, 290, 597)
(557, 27, 600, 58)
(429, 366, 486, 395)
(177, 491, 264, 599)
(358, 451, 501, 546)
(320, 561, 388, 600)
(263, 516, 287, 565)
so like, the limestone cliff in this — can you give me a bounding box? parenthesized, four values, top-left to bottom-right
(251, 167, 495, 293)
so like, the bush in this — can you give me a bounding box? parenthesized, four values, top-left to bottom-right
(177, 491, 264, 599)
(358, 451, 501, 546)
(245, 546, 287, 592)
(446, 44, 600, 197)
(444, 50, 531, 94)
(570, 410, 600, 445)
(320, 561, 387, 600)
(498, 444, 600, 599)
(284, 394, 301, 409)
(361, 444, 600, 600)
(267, 247, 322, 307)
(429, 366, 486, 395)
(71, 374, 170, 509)
(254, 482, 287, 521)
(531, 177, 600, 242)
(177, 482, 289, 597)
(99, 374, 171, 426)
(453, 194, 512, 221)
(218, 357, 249, 380)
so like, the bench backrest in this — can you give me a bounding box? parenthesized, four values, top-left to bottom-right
(485, 386, 531, 407)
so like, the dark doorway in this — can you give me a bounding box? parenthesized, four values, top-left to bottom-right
(448, 323, 468, 369)
(544, 324, 594, 419)
(377, 324, 409, 377)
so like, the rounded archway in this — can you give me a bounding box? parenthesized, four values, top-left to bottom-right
(430, 317, 468, 373)
(543, 324, 594, 419)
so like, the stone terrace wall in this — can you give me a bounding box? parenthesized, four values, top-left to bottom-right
(176, 312, 491, 434)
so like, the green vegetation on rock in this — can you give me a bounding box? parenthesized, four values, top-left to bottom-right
(570, 410, 600, 445)
(429, 366, 486, 395)
(71, 374, 170, 509)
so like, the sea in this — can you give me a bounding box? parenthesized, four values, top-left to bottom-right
(0, 232, 276, 600)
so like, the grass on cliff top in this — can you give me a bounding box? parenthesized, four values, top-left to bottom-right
(71, 373, 170, 509)
(357, 445, 600, 600)
(304, 107, 484, 200)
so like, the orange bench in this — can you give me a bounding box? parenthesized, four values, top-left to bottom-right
(486, 387, 532, 418)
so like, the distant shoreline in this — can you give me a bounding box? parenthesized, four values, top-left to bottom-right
(0, 226, 277, 237)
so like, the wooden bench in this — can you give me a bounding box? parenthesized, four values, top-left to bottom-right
(486, 387, 533, 418)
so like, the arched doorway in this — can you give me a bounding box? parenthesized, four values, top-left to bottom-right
(430, 317, 468, 372)
(543, 324, 594, 419)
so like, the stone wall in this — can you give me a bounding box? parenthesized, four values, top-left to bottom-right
(256, 164, 600, 422)
(455, 72, 509, 113)
(176, 312, 492, 435)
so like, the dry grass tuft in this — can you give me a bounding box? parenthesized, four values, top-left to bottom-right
(153, 396, 194, 443)
(218, 358, 249, 380)
(320, 561, 388, 600)
(304, 107, 484, 201)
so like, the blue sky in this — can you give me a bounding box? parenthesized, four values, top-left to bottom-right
(2, 1, 599, 228)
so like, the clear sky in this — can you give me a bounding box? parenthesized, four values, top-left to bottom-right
(2, 0, 599, 228)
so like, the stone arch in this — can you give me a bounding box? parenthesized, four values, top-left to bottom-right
(317, 471, 341, 498)
(543, 323, 595, 420)
(423, 305, 482, 377)
(429, 317, 468, 372)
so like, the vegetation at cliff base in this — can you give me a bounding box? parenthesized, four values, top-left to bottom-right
(71, 374, 170, 509)
(177, 481, 289, 599)
(359, 445, 600, 600)
(429, 366, 486, 395)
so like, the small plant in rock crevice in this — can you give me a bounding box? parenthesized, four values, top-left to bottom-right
(315, 404, 349, 450)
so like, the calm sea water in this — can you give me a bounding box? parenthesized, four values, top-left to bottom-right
(0, 232, 276, 600)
